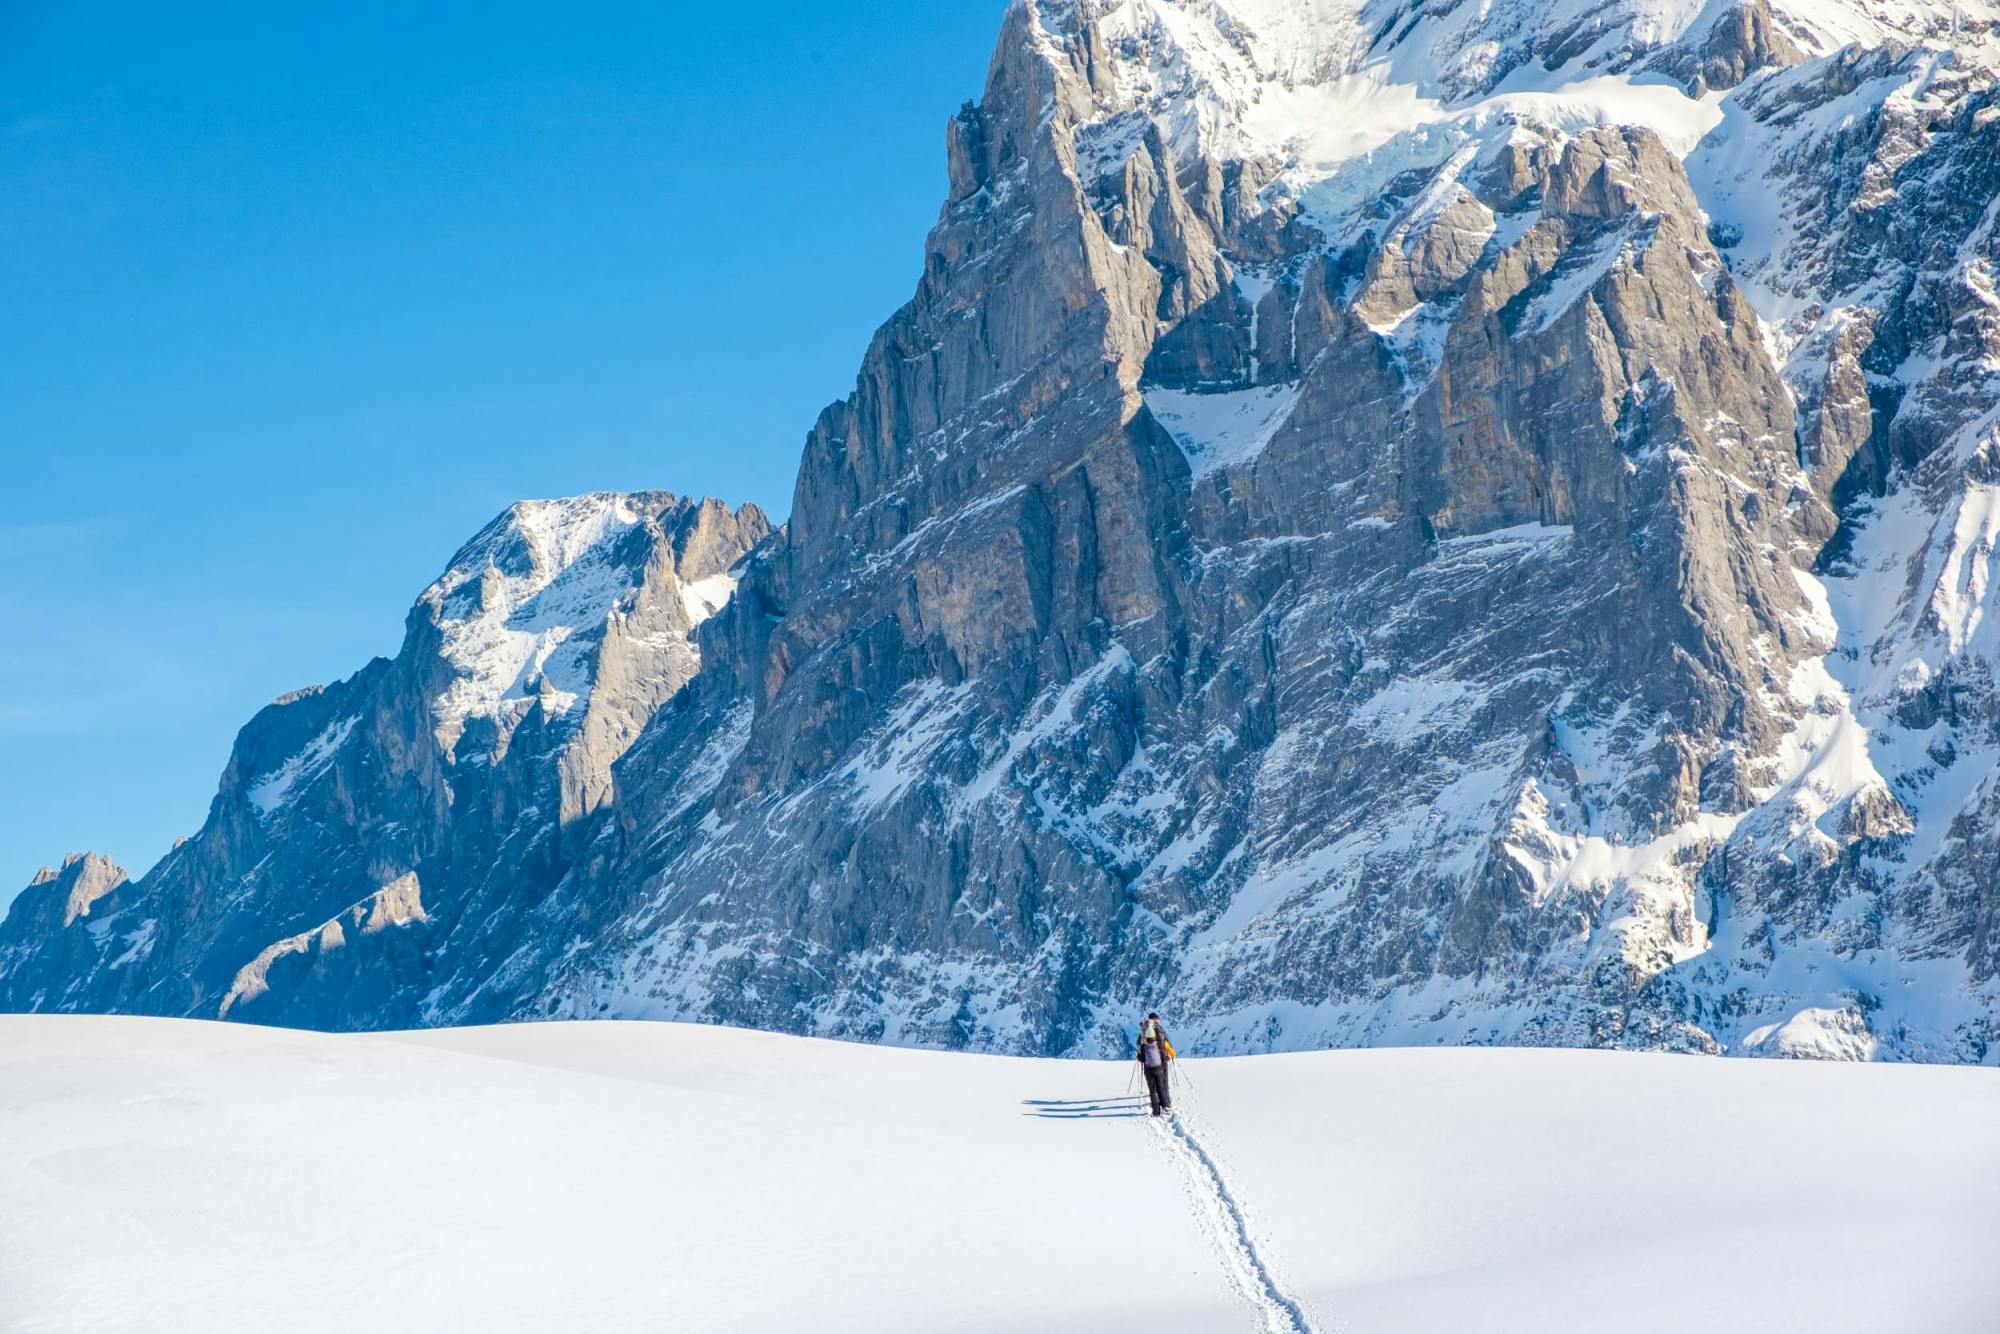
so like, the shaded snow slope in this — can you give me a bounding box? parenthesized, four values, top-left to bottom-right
(4, 1018, 1998, 1333)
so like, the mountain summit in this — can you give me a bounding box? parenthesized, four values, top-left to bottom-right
(2, 494, 769, 1025)
(8, 0, 2000, 1059)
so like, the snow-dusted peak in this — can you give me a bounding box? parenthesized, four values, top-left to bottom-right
(1070, 0, 1986, 90)
(1057, 0, 1994, 236)
(187, 489, 770, 842)
(421, 493, 666, 743)
(1063, 0, 1705, 238)
(427, 492, 655, 616)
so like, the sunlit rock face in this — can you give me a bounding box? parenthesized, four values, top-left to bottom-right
(1, 494, 769, 1027)
(9, 0, 2000, 1060)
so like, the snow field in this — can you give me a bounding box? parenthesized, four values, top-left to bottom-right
(4, 1018, 1998, 1333)
(0, 1018, 1229, 1334)
(1197, 1047, 2000, 1333)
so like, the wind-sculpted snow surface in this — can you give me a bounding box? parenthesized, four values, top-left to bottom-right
(4, 1018, 1998, 1333)
(10, 0, 2000, 1061)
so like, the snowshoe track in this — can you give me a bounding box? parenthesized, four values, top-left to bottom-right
(1150, 1111, 1319, 1334)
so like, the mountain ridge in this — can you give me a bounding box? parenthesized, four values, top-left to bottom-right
(9, 0, 2000, 1060)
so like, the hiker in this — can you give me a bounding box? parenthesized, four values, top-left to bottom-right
(1136, 1012, 1175, 1116)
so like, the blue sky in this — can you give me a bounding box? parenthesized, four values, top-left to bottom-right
(1, 0, 1007, 897)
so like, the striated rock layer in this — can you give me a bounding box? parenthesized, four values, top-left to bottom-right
(9, 0, 2000, 1060)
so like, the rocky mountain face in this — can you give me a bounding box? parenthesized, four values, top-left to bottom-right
(1, 494, 768, 1026)
(9, 0, 2000, 1061)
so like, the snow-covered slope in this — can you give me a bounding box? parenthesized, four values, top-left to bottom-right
(2, 1017, 1996, 1333)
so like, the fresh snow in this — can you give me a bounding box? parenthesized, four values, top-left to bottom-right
(1074, 0, 1738, 237)
(244, 716, 357, 815)
(959, 644, 1136, 809)
(660, 700, 756, 825)
(1437, 521, 1576, 551)
(678, 570, 738, 626)
(838, 678, 974, 815)
(1068, 0, 1995, 266)
(1146, 384, 1303, 478)
(422, 494, 650, 745)
(1517, 219, 1652, 334)
(5, 1017, 1999, 1333)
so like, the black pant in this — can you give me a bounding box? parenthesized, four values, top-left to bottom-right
(1143, 1062, 1171, 1114)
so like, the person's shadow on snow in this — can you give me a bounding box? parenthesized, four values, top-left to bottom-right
(1020, 1097, 1147, 1119)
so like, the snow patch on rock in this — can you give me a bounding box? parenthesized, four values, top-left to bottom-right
(1145, 384, 1302, 478)
(423, 494, 650, 748)
(246, 716, 358, 816)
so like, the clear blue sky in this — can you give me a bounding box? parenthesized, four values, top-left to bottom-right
(1, 0, 1007, 898)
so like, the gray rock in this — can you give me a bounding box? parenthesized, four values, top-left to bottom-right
(1, 493, 768, 1027)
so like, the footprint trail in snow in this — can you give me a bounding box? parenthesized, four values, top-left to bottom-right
(1150, 1109, 1319, 1334)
